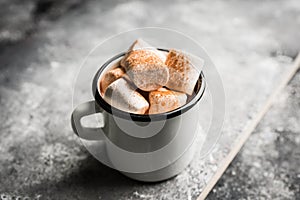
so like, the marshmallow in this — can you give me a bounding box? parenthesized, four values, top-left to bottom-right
(100, 67, 125, 94)
(104, 78, 149, 114)
(148, 88, 187, 114)
(165, 49, 203, 95)
(121, 39, 169, 91)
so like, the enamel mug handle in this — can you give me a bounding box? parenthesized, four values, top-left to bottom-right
(71, 100, 105, 140)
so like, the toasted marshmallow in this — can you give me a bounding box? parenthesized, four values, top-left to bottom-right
(120, 39, 169, 91)
(121, 49, 169, 91)
(165, 49, 203, 95)
(100, 67, 125, 94)
(104, 78, 149, 114)
(148, 88, 187, 114)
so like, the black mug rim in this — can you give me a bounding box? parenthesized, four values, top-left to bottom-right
(92, 49, 206, 122)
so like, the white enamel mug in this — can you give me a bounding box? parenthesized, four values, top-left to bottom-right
(71, 50, 206, 182)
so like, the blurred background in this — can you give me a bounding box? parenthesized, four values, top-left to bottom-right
(0, 0, 299, 199)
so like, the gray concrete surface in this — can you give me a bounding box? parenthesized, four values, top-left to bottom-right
(208, 70, 300, 200)
(0, 0, 299, 199)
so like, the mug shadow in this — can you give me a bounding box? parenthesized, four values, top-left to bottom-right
(55, 153, 171, 186)
(21, 153, 168, 199)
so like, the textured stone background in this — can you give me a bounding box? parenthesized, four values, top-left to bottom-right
(208, 71, 300, 200)
(0, 0, 299, 199)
